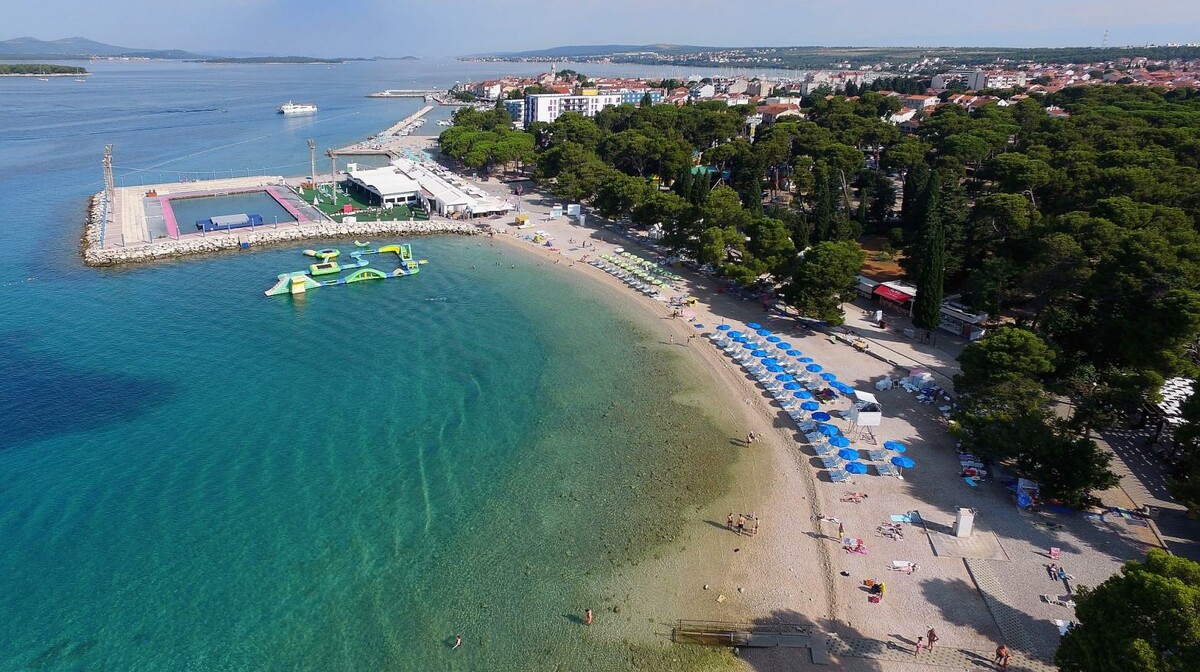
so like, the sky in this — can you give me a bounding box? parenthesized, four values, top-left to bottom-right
(9, 0, 1200, 58)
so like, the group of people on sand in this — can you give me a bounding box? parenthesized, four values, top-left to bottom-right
(726, 512, 760, 536)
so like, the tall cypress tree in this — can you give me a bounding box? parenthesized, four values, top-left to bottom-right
(812, 162, 833, 242)
(912, 175, 946, 332)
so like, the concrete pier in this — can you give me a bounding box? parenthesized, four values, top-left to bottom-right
(334, 105, 435, 156)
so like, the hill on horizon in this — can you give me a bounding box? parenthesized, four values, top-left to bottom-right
(0, 36, 202, 59)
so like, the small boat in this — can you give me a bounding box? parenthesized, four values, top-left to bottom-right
(37, 77, 49, 81)
(75, 78, 87, 82)
(355, 240, 370, 247)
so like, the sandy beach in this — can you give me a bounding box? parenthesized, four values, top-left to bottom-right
(363, 135, 1162, 671)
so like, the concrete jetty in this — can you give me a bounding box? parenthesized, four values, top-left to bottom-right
(367, 89, 441, 98)
(334, 105, 435, 156)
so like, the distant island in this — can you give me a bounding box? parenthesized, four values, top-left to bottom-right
(197, 56, 348, 64)
(197, 55, 419, 64)
(0, 63, 87, 76)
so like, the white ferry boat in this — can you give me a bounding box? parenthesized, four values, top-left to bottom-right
(278, 101, 318, 116)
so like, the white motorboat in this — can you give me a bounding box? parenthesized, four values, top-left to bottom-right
(278, 101, 318, 116)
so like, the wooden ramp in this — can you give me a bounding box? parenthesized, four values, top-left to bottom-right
(671, 620, 831, 664)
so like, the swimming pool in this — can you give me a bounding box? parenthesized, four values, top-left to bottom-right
(168, 190, 298, 233)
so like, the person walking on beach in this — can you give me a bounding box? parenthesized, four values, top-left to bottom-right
(914, 636, 924, 655)
(746, 431, 756, 444)
(452, 635, 462, 650)
(752, 518, 759, 536)
(669, 334, 675, 345)
(584, 609, 593, 626)
(926, 627, 938, 650)
(736, 514, 746, 535)
(727, 512, 734, 530)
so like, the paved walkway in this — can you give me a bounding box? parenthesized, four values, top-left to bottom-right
(828, 634, 1056, 671)
(965, 558, 1041, 655)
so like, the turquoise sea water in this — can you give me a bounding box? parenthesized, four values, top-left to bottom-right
(0, 61, 742, 669)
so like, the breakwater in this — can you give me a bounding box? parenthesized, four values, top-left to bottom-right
(82, 193, 481, 266)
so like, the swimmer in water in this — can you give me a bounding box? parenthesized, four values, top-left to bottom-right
(452, 634, 461, 650)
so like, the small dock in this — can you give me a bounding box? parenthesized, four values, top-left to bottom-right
(671, 620, 831, 664)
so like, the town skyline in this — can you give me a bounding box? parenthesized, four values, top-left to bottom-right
(7, 0, 1200, 59)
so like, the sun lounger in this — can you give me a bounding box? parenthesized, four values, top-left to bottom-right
(1041, 594, 1076, 608)
(821, 456, 842, 469)
(805, 432, 823, 443)
(797, 420, 817, 432)
(876, 463, 898, 477)
(829, 470, 849, 483)
(813, 443, 833, 456)
(867, 449, 886, 461)
(889, 560, 918, 572)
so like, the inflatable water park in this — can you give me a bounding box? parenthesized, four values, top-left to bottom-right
(264, 243, 426, 296)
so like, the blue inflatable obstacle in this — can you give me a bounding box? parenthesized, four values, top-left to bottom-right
(195, 213, 263, 232)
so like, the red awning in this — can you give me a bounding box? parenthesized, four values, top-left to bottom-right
(874, 285, 913, 303)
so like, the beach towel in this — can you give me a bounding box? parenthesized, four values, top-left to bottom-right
(890, 514, 917, 523)
(890, 560, 917, 571)
(963, 477, 979, 487)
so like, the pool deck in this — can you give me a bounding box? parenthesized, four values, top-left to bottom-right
(102, 176, 298, 248)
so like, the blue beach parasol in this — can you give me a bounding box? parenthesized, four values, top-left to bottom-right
(891, 455, 916, 478)
(728, 331, 744, 338)
(785, 349, 802, 357)
(806, 364, 824, 373)
(756, 329, 773, 338)
(800, 401, 820, 411)
(884, 441, 908, 453)
(746, 323, 762, 330)
(837, 447, 860, 461)
(783, 382, 802, 391)
(766, 336, 782, 343)
(793, 390, 814, 400)
(766, 365, 785, 373)
(716, 324, 731, 331)
(845, 461, 869, 475)
(820, 372, 838, 382)
(759, 358, 779, 366)
(829, 435, 851, 448)
(834, 382, 855, 394)
(742, 343, 757, 350)
(775, 342, 793, 350)
(775, 374, 795, 382)
(892, 456, 915, 469)
(818, 423, 840, 437)
(751, 349, 770, 357)
(798, 357, 814, 363)
(811, 411, 831, 422)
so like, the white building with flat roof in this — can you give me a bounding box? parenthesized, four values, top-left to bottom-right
(389, 158, 514, 217)
(345, 166, 421, 206)
(523, 92, 625, 125)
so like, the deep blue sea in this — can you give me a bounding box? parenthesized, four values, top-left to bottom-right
(0, 60, 743, 670)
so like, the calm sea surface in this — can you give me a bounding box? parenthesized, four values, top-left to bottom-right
(0, 60, 743, 669)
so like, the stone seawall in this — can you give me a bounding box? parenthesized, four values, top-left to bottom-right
(82, 192, 483, 266)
